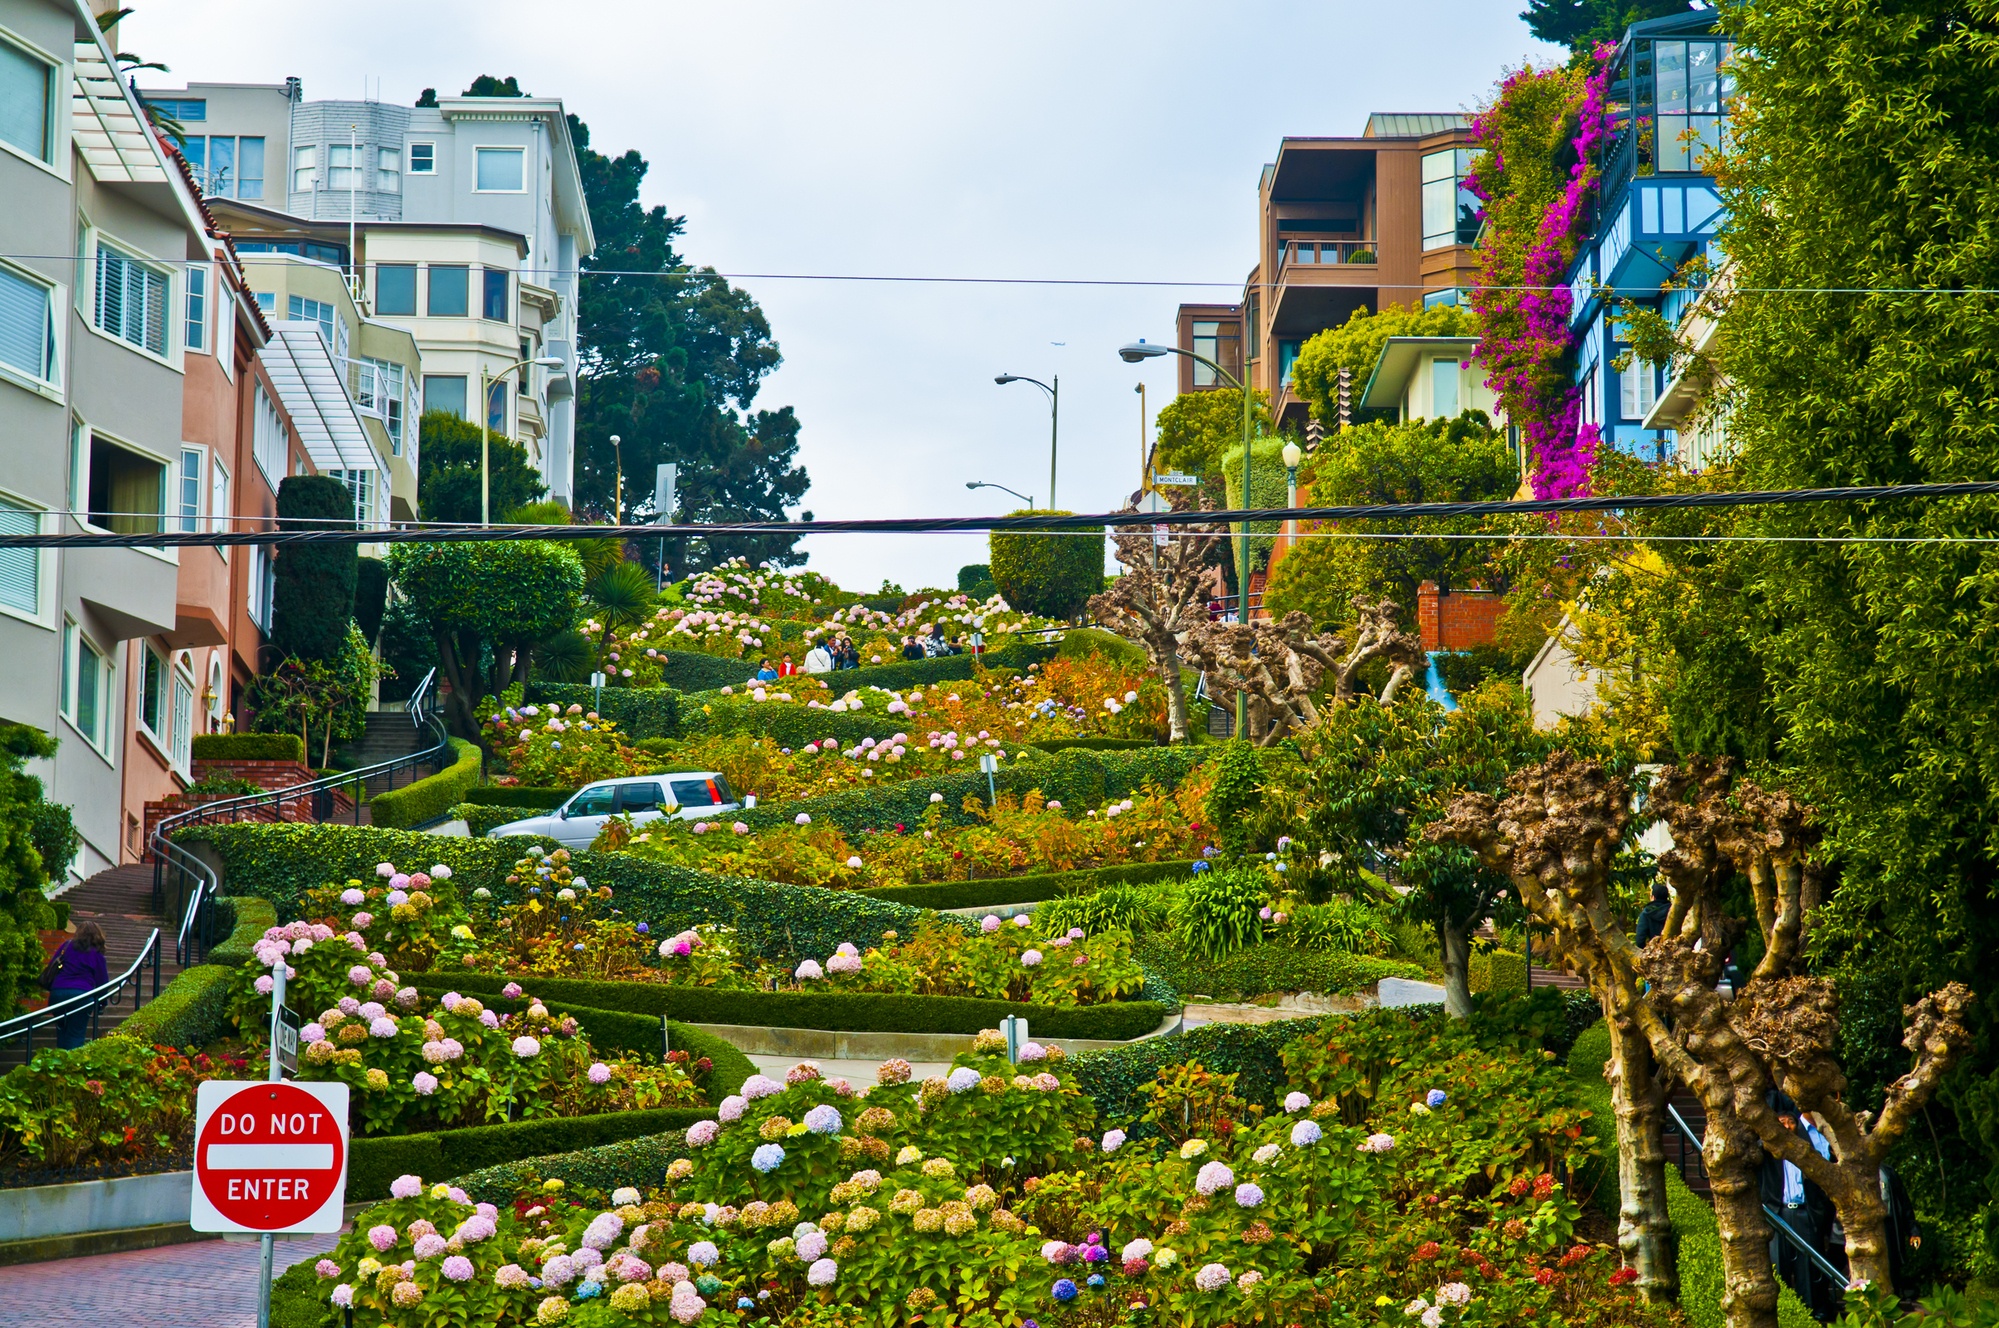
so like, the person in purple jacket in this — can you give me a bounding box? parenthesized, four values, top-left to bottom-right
(48, 920, 109, 1049)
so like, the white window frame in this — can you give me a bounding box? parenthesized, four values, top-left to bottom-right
(407, 141, 434, 174)
(177, 445, 203, 534)
(0, 488, 50, 627)
(326, 142, 359, 192)
(1620, 354, 1658, 420)
(376, 145, 401, 193)
(209, 453, 230, 560)
(0, 255, 62, 399)
(137, 640, 169, 749)
(183, 262, 208, 354)
(60, 618, 115, 760)
(473, 145, 527, 193)
(252, 382, 287, 485)
(247, 544, 276, 633)
(291, 144, 316, 193)
(169, 653, 195, 776)
(0, 25, 65, 179)
(87, 228, 178, 366)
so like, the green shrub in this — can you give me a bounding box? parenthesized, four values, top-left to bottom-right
(741, 745, 1210, 837)
(408, 971, 1167, 1041)
(204, 895, 279, 967)
(1026, 737, 1156, 752)
(677, 695, 909, 748)
(1435, 645, 1525, 696)
(443, 1127, 696, 1205)
(1285, 899, 1393, 955)
(346, 1104, 712, 1200)
(1176, 865, 1267, 960)
(271, 475, 358, 662)
(1038, 883, 1177, 937)
(114, 964, 236, 1050)
(190, 733, 307, 763)
(483, 999, 756, 1098)
(461, 786, 575, 808)
(1470, 948, 1528, 992)
(858, 859, 1195, 910)
(990, 514, 1104, 620)
(1133, 934, 1419, 1000)
(27, 796, 79, 881)
(176, 822, 937, 963)
(1204, 741, 1265, 857)
(526, 682, 684, 740)
(368, 738, 481, 828)
(453, 803, 543, 837)
(1055, 626, 1152, 670)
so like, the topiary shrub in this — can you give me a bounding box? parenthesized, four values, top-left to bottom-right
(27, 794, 79, 882)
(1203, 740, 1264, 857)
(205, 895, 279, 967)
(271, 475, 358, 662)
(526, 682, 683, 740)
(190, 732, 308, 763)
(114, 964, 236, 1050)
(989, 511, 1105, 620)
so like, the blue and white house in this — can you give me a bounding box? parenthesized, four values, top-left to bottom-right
(1567, 10, 1735, 464)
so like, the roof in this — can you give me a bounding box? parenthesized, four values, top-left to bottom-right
(68, 3, 209, 243)
(206, 196, 530, 254)
(1364, 113, 1470, 138)
(1359, 336, 1482, 409)
(437, 96, 596, 258)
(259, 323, 377, 472)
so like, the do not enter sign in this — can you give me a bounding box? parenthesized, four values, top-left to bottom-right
(191, 1080, 349, 1233)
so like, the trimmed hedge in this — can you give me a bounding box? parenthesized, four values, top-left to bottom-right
(190, 732, 306, 763)
(1131, 935, 1424, 1001)
(739, 745, 1210, 837)
(444, 1127, 694, 1205)
(368, 738, 482, 828)
(528, 683, 684, 741)
(1055, 627, 1152, 670)
(860, 859, 1197, 911)
(462, 786, 575, 809)
(1470, 948, 1528, 993)
(347, 1105, 713, 1201)
(409, 971, 1168, 1041)
(176, 822, 939, 963)
(677, 696, 911, 749)
(453, 803, 544, 838)
(470, 996, 757, 1099)
(1027, 738, 1157, 753)
(204, 895, 279, 968)
(113, 964, 235, 1050)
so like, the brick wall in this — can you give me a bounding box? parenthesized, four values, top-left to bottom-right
(141, 758, 354, 860)
(1416, 581, 1502, 652)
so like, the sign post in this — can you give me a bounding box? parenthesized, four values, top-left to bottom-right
(1154, 471, 1200, 487)
(978, 751, 998, 809)
(192, 959, 349, 1328)
(591, 670, 607, 714)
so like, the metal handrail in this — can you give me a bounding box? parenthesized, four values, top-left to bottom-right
(154, 668, 449, 967)
(0, 928, 160, 1058)
(1663, 1101, 1852, 1289)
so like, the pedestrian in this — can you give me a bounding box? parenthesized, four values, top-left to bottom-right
(837, 636, 859, 669)
(803, 640, 834, 673)
(1760, 1100, 1838, 1320)
(1635, 883, 1671, 948)
(900, 636, 926, 661)
(755, 657, 779, 682)
(922, 622, 949, 657)
(778, 654, 798, 678)
(44, 920, 110, 1050)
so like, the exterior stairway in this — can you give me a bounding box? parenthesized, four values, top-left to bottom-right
(6, 865, 180, 1066)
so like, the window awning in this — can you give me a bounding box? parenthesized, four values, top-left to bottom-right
(259, 323, 378, 472)
(71, 45, 170, 185)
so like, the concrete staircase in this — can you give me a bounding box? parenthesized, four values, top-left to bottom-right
(7, 865, 182, 1065)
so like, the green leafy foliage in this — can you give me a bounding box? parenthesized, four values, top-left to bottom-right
(271, 475, 358, 662)
(354, 556, 389, 646)
(0, 723, 59, 1016)
(1132, 935, 1420, 1003)
(1219, 438, 1292, 578)
(112, 964, 236, 1051)
(1290, 300, 1478, 425)
(1176, 865, 1267, 961)
(1152, 386, 1272, 477)
(866, 860, 1194, 913)
(368, 738, 482, 828)
(526, 680, 684, 739)
(204, 895, 280, 968)
(25, 793, 78, 884)
(414, 409, 546, 525)
(191, 732, 307, 763)
(345, 1104, 713, 1201)
(1203, 740, 1264, 857)
(988, 512, 1105, 622)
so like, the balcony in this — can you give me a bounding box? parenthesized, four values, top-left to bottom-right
(1281, 240, 1375, 268)
(543, 339, 575, 401)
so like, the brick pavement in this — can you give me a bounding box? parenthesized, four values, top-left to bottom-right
(0, 1231, 340, 1327)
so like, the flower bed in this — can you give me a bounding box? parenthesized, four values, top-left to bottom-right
(608, 784, 1212, 891)
(858, 858, 1197, 911)
(283, 1001, 1646, 1328)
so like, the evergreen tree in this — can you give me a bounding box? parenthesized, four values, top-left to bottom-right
(416, 409, 547, 525)
(271, 475, 357, 663)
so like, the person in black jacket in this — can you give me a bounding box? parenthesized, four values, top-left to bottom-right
(1635, 883, 1672, 948)
(1760, 1101, 1839, 1321)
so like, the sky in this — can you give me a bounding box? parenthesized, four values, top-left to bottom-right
(130, 1, 1563, 593)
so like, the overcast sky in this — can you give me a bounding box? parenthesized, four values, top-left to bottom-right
(132, 1, 1561, 593)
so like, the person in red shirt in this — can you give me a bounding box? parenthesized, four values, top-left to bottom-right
(778, 654, 798, 677)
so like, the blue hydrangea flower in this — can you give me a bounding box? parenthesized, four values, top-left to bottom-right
(752, 1143, 786, 1173)
(1427, 1089, 1448, 1108)
(1086, 1274, 1105, 1289)
(1052, 1279, 1078, 1302)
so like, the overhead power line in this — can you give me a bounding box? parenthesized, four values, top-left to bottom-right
(11, 480, 1999, 551)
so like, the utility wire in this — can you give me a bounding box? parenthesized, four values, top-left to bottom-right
(13, 480, 1999, 550)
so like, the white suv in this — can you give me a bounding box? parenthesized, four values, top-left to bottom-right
(486, 772, 741, 849)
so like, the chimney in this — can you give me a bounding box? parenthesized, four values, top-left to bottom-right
(1417, 581, 1442, 652)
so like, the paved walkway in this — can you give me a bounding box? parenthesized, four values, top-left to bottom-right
(0, 1231, 339, 1327)
(745, 1053, 953, 1084)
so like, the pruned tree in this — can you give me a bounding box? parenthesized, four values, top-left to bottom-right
(1087, 494, 1225, 743)
(1428, 753, 1976, 1326)
(1178, 600, 1424, 746)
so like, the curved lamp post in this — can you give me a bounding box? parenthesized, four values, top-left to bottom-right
(1120, 340, 1255, 737)
(966, 480, 1034, 509)
(995, 374, 1058, 510)
(481, 355, 566, 526)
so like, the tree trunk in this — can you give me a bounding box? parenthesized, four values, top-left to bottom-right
(1440, 919, 1473, 1018)
(1824, 1165, 1890, 1293)
(1604, 1007, 1678, 1301)
(433, 627, 480, 741)
(1161, 645, 1190, 743)
(1707, 1117, 1781, 1328)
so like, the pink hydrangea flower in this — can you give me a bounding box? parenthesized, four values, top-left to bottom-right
(1195, 1263, 1232, 1292)
(687, 1119, 719, 1147)
(314, 1259, 340, 1278)
(368, 1224, 398, 1251)
(389, 1174, 423, 1199)
(413, 1234, 446, 1260)
(412, 1072, 438, 1095)
(588, 1062, 611, 1084)
(501, 981, 524, 1000)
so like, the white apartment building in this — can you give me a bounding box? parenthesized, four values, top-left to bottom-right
(136, 80, 595, 505)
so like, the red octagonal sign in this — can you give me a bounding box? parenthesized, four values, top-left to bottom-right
(191, 1080, 349, 1233)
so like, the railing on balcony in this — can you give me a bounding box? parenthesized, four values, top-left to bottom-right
(1282, 240, 1375, 268)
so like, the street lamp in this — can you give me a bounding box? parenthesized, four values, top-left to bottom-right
(966, 480, 1034, 509)
(1120, 339, 1256, 738)
(610, 434, 623, 522)
(995, 373, 1058, 510)
(480, 355, 566, 526)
